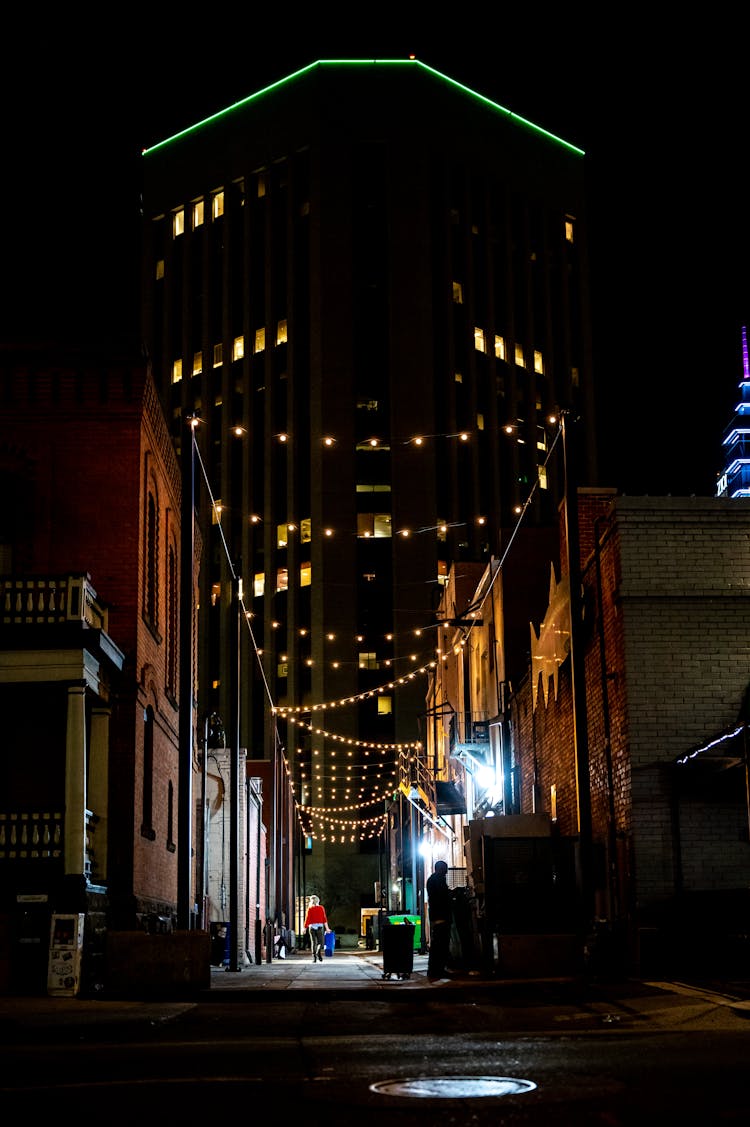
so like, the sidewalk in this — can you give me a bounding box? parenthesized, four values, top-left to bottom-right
(2, 948, 750, 1035)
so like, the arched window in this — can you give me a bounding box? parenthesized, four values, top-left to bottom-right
(167, 780, 176, 852)
(141, 706, 156, 840)
(145, 491, 158, 626)
(166, 541, 178, 698)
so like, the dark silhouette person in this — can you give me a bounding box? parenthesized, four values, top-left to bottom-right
(426, 859, 453, 982)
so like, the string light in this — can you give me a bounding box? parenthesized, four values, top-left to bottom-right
(189, 411, 566, 836)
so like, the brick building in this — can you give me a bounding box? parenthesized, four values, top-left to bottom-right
(0, 351, 196, 991)
(426, 488, 750, 976)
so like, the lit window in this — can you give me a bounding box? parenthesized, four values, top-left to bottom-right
(171, 359, 183, 384)
(254, 328, 265, 353)
(437, 559, 448, 584)
(477, 413, 485, 430)
(300, 563, 311, 587)
(357, 513, 392, 538)
(538, 465, 548, 489)
(300, 518, 311, 543)
(474, 327, 487, 353)
(192, 352, 203, 377)
(213, 343, 223, 367)
(276, 567, 288, 593)
(277, 524, 288, 548)
(377, 695, 392, 716)
(233, 335, 244, 361)
(495, 335, 506, 360)
(571, 366, 580, 387)
(359, 652, 379, 670)
(534, 350, 544, 375)
(514, 344, 525, 368)
(212, 190, 224, 219)
(210, 583, 220, 606)
(212, 501, 222, 525)
(537, 427, 547, 452)
(454, 372, 463, 384)
(357, 399, 379, 411)
(254, 573, 265, 597)
(173, 208, 184, 237)
(192, 199, 204, 228)
(452, 281, 463, 304)
(276, 319, 288, 345)
(356, 484, 391, 493)
(277, 661, 288, 678)
(257, 171, 269, 198)
(155, 259, 165, 280)
(565, 216, 575, 243)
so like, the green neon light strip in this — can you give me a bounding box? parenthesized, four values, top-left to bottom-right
(143, 59, 584, 157)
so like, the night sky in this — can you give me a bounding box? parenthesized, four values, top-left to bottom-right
(3, 13, 747, 498)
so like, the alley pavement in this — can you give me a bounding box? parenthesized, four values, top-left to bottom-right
(2, 948, 750, 1036)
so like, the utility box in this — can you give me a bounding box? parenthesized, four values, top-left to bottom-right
(47, 914, 84, 997)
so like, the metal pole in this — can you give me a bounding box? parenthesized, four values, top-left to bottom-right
(228, 575, 242, 971)
(177, 419, 195, 930)
(199, 714, 208, 929)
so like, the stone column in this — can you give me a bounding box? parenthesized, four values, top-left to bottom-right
(65, 683, 87, 877)
(88, 707, 110, 880)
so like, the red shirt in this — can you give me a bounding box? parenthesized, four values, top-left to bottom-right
(304, 904, 328, 928)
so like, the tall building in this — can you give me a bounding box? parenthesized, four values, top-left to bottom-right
(717, 326, 750, 498)
(141, 59, 597, 935)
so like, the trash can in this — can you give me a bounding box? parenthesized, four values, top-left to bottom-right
(324, 930, 336, 957)
(381, 920, 414, 979)
(387, 914, 421, 950)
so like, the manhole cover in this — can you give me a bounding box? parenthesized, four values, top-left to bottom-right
(370, 1076, 537, 1099)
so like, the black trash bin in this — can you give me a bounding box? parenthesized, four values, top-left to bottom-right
(381, 921, 414, 980)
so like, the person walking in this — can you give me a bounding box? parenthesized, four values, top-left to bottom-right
(303, 895, 330, 962)
(426, 860, 454, 982)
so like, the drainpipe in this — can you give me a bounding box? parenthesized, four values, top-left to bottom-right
(177, 418, 196, 930)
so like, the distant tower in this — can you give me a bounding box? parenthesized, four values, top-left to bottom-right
(717, 326, 750, 497)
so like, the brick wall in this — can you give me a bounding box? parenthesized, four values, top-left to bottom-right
(514, 493, 750, 954)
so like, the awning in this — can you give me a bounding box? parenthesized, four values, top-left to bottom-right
(675, 724, 747, 772)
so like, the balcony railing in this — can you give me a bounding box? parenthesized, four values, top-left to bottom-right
(0, 808, 99, 883)
(1, 575, 108, 631)
(0, 810, 63, 860)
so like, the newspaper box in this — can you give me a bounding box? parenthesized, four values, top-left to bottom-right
(47, 913, 85, 997)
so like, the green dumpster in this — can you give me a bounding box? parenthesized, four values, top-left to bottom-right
(387, 914, 421, 950)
